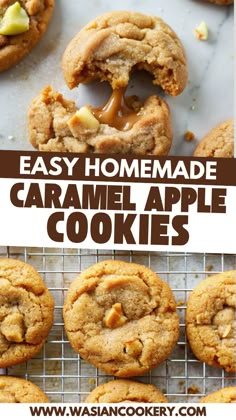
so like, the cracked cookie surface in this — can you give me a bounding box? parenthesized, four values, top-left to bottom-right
(193, 119, 234, 158)
(0, 0, 54, 71)
(0, 258, 54, 367)
(62, 10, 187, 96)
(0, 375, 49, 402)
(186, 271, 236, 373)
(85, 379, 168, 403)
(63, 260, 179, 377)
(200, 386, 236, 403)
(28, 85, 172, 155)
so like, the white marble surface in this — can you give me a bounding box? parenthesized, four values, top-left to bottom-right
(0, 0, 234, 155)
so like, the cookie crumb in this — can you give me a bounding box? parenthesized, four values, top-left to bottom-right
(194, 22, 209, 41)
(184, 131, 195, 141)
(188, 385, 200, 394)
(88, 378, 96, 385)
(206, 265, 213, 272)
(177, 300, 185, 307)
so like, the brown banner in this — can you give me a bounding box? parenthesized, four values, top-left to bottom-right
(0, 150, 235, 186)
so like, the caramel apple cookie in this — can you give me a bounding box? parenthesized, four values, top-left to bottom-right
(0, 0, 54, 72)
(28, 85, 172, 155)
(0, 376, 49, 402)
(62, 10, 188, 96)
(186, 271, 236, 373)
(0, 258, 54, 367)
(63, 260, 179, 377)
(193, 119, 234, 158)
(85, 379, 168, 403)
(200, 387, 236, 403)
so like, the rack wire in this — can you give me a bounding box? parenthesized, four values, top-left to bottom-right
(0, 247, 235, 403)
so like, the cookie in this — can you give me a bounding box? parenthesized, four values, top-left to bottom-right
(0, 0, 54, 72)
(63, 260, 179, 377)
(0, 258, 54, 367)
(205, 0, 233, 5)
(28, 85, 172, 155)
(85, 379, 168, 403)
(0, 375, 49, 402)
(193, 119, 234, 158)
(62, 10, 188, 96)
(200, 386, 236, 403)
(186, 271, 236, 373)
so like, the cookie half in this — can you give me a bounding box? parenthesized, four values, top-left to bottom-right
(0, 0, 54, 71)
(0, 375, 49, 402)
(193, 119, 234, 158)
(28, 85, 172, 155)
(63, 260, 179, 377)
(62, 10, 187, 96)
(186, 271, 236, 373)
(0, 258, 54, 367)
(200, 387, 236, 403)
(85, 379, 168, 403)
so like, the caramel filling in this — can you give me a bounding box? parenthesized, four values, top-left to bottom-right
(92, 88, 141, 131)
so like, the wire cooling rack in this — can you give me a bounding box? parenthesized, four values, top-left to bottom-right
(0, 247, 235, 403)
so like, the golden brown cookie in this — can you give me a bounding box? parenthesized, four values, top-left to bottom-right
(0, 375, 49, 402)
(186, 271, 236, 373)
(28, 85, 172, 155)
(200, 387, 236, 403)
(85, 379, 168, 403)
(205, 0, 233, 5)
(62, 10, 188, 96)
(63, 260, 179, 377)
(0, 258, 54, 367)
(193, 119, 234, 158)
(0, 0, 54, 72)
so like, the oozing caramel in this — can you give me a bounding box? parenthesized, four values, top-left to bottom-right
(92, 88, 141, 131)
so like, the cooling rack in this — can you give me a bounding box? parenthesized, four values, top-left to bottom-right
(0, 247, 235, 403)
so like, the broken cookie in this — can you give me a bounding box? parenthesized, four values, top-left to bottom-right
(62, 10, 188, 96)
(28, 85, 172, 155)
